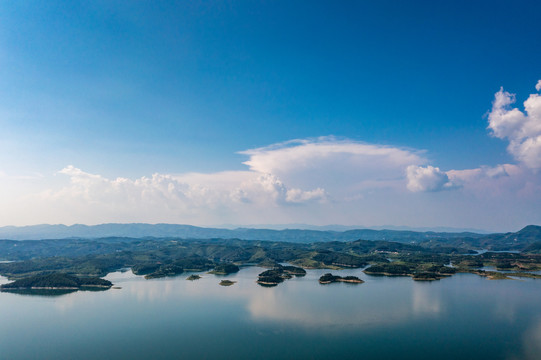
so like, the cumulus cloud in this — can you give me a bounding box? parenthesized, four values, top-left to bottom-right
(50, 166, 326, 211)
(285, 187, 326, 203)
(4, 128, 541, 230)
(14, 138, 432, 225)
(29, 136, 536, 227)
(406, 165, 456, 192)
(488, 81, 541, 170)
(445, 163, 541, 200)
(47, 139, 429, 216)
(536, 80, 541, 92)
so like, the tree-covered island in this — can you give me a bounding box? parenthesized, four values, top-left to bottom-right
(0, 273, 112, 291)
(219, 280, 236, 286)
(318, 273, 364, 284)
(256, 265, 306, 286)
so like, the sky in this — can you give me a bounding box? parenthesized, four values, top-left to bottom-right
(0, 1, 540, 231)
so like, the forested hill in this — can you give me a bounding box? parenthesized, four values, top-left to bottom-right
(0, 223, 486, 242)
(436, 225, 541, 252)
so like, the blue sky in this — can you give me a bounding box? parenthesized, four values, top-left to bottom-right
(1, 1, 540, 231)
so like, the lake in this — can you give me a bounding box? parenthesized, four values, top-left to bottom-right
(1, 267, 540, 360)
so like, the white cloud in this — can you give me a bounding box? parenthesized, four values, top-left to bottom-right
(406, 165, 456, 192)
(447, 164, 514, 184)
(285, 187, 326, 203)
(49, 166, 326, 211)
(41, 139, 426, 219)
(240, 137, 426, 195)
(488, 81, 541, 169)
(536, 80, 541, 92)
(0, 171, 44, 180)
(2, 138, 427, 226)
(2, 130, 541, 230)
(445, 164, 541, 200)
(241, 137, 424, 178)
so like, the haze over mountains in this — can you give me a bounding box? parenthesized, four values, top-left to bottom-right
(0, 222, 526, 243)
(217, 223, 490, 233)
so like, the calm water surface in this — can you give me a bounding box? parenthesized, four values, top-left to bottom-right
(1, 267, 540, 360)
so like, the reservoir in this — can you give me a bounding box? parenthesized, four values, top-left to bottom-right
(0, 266, 540, 360)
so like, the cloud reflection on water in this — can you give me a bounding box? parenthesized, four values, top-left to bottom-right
(128, 267, 449, 329)
(411, 282, 443, 316)
(508, 318, 541, 360)
(98, 267, 453, 330)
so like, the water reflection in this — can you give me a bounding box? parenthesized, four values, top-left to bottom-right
(2, 267, 541, 360)
(493, 295, 518, 322)
(508, 319, 541, 360)
(411, 282, 443, 316)
(101, 267, 450, 329)
(1, 288, 77, 297)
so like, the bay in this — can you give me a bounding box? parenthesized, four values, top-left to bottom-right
(0, 267, 540, 360)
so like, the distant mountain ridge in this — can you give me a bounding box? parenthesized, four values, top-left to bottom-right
(462, 225, 541, 251)
(216, 223, 490, 233)
(0, 223, 491, 242)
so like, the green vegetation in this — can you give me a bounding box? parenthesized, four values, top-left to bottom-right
(452, 252, 541, 272)
(460, 269, 541, 280)
(318, 273, 363, 284)
(506, 272, 541, 279)
(1, 235, 541, 286)
(208, 263, 240, 275)
(256, 265, 306, 286)
(281, 265, 307, 276)
(144, 264, 184, 279)
(412, 272, 442, 281)
(257, 258, 281, 268)
(364, 263, 412, 276)
(364, 262, 458, 281)
(524, 242, 541, 254)
(466, 270, 512, 280)
(256, 268, 287, 286)
(219, 280, 236, 286)
(420, 225, 541, 252)
(131, 263, 160, 275)
(0, 273, 112, 291)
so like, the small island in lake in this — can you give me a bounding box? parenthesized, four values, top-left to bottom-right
(0, 273, 112, 291)
(318, 273, 364, 284)
(364, 263, 457, 281)
(186, 274, 201, 281)
(133, 257, 216, 279)
(256, 265, 307, 286)
(219, 280, 236, 286)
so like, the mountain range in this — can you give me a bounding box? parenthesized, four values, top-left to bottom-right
(0, 222, 524, 244)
